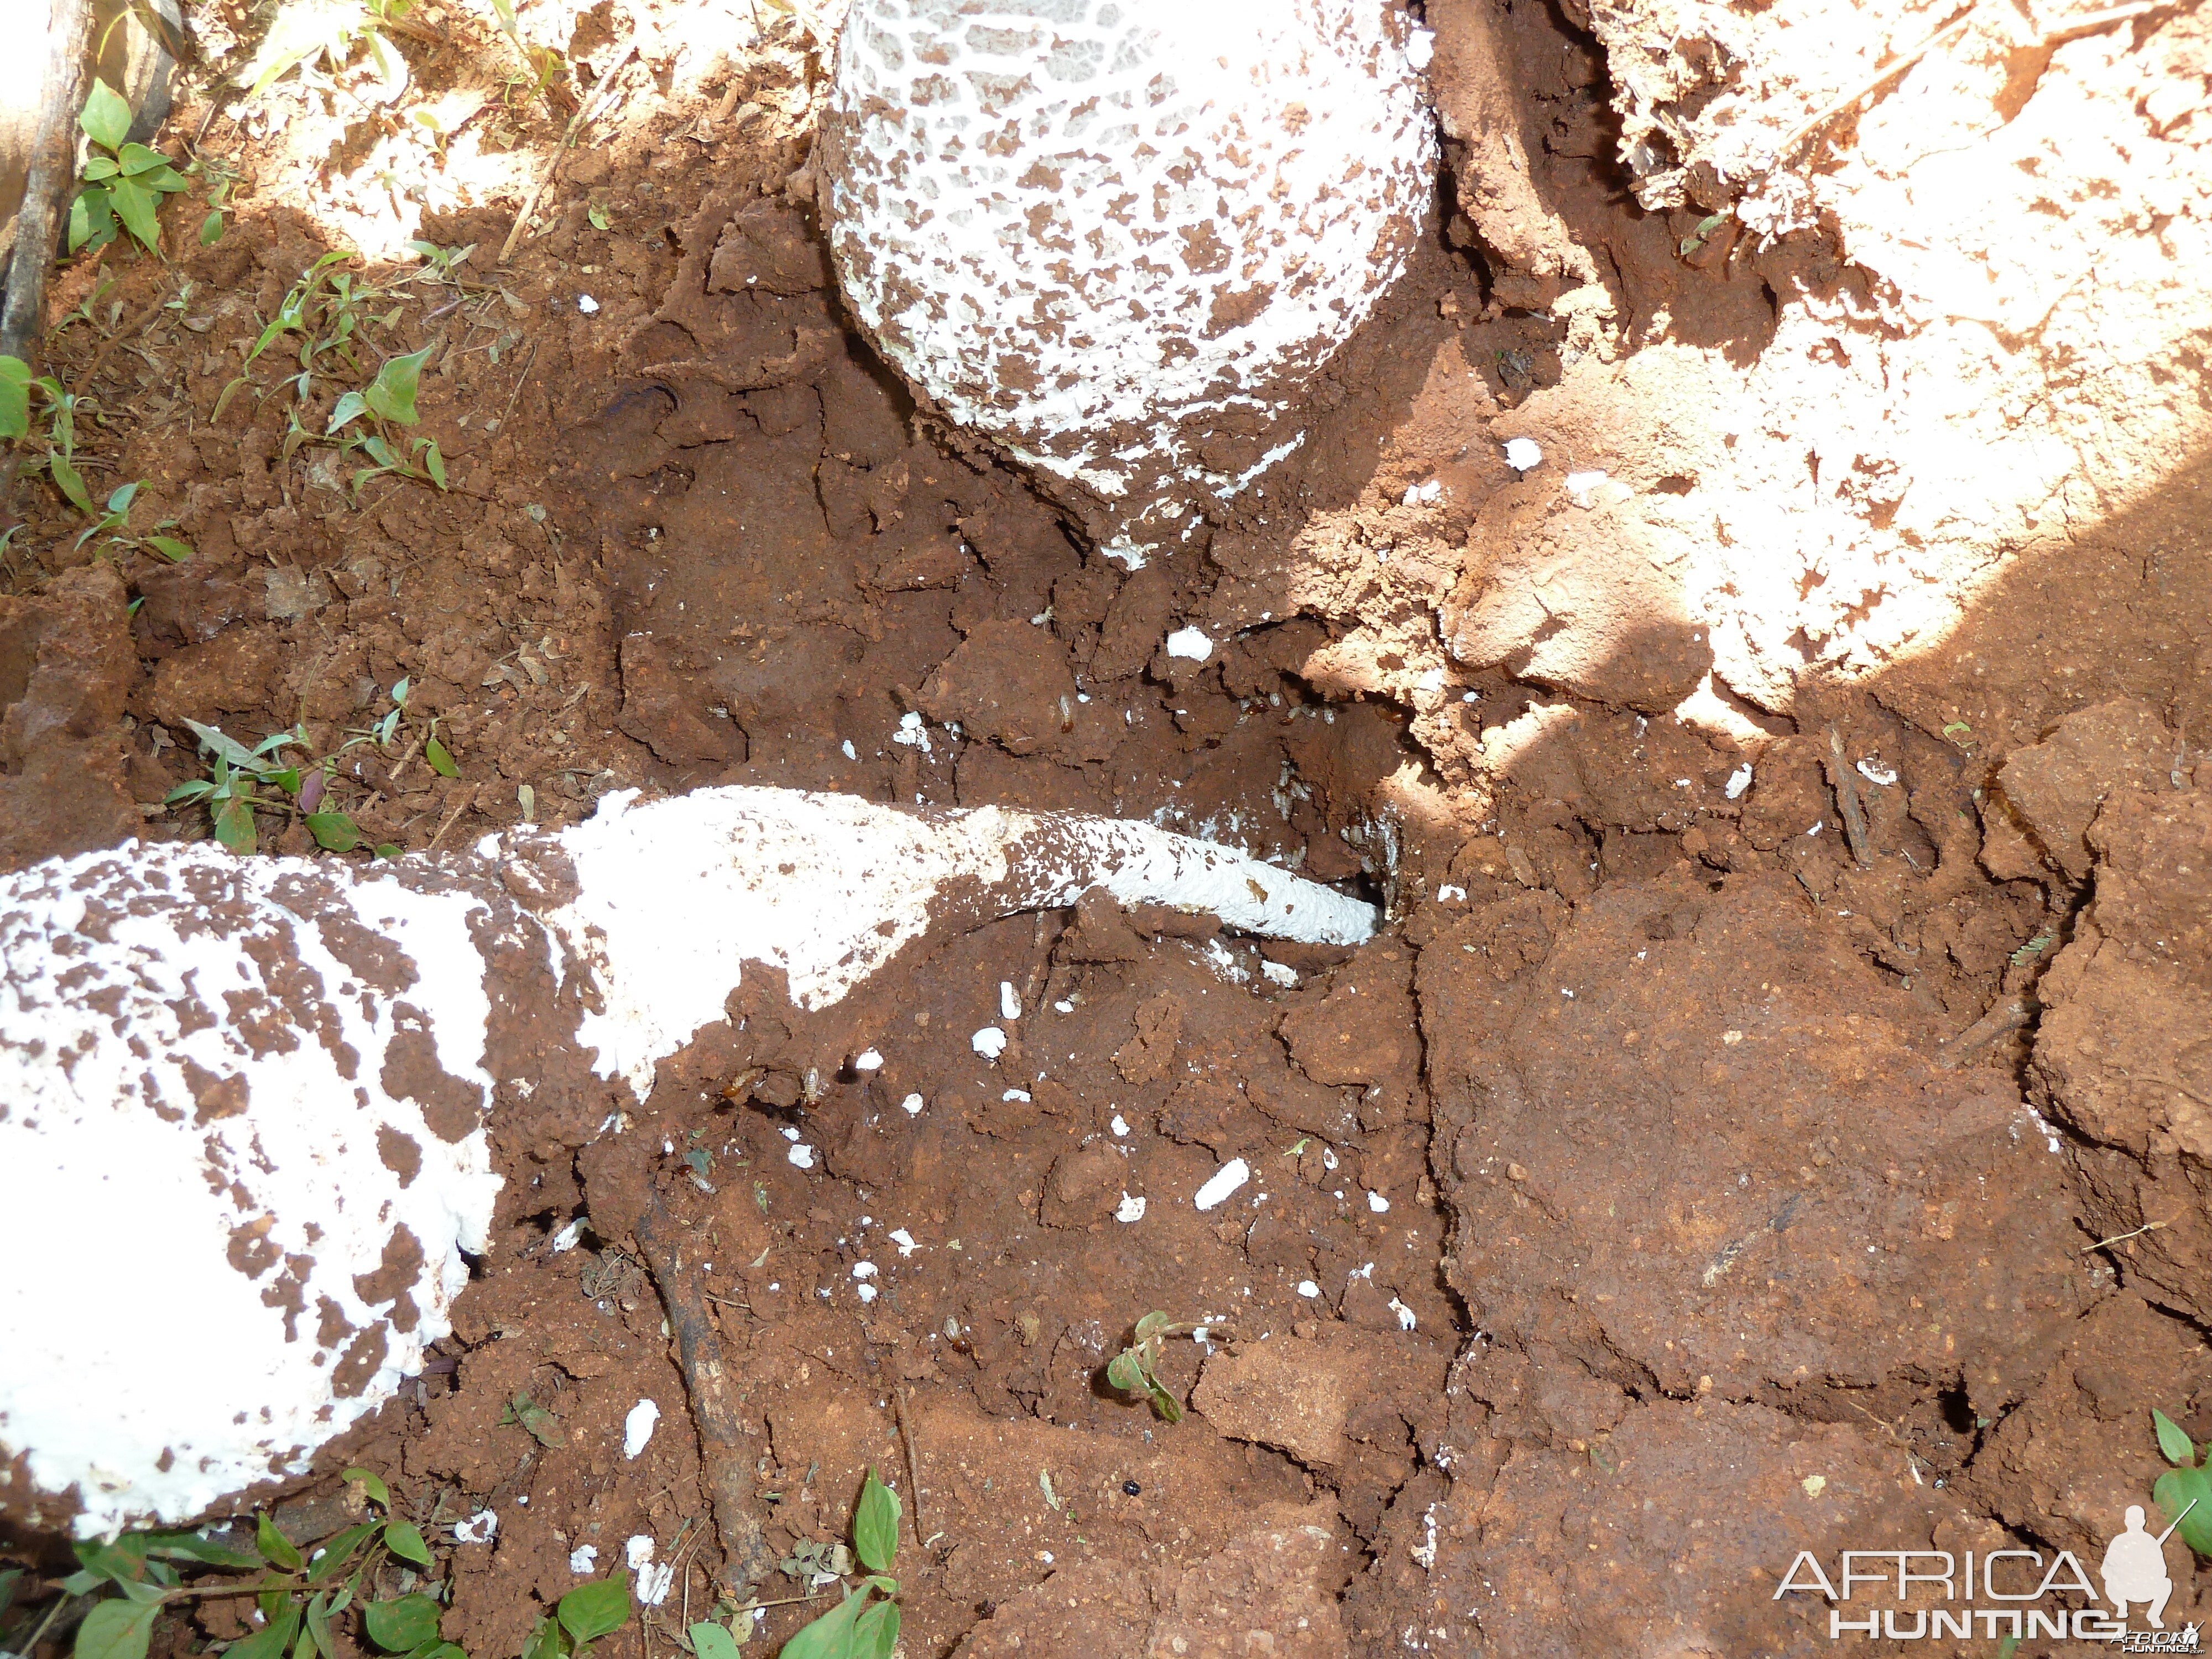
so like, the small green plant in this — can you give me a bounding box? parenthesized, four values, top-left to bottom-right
(1104, 1312, 1190, 1423)
(169, 726, 341, 858)
(241, 0, 413, 100)
(774, 1469, 903, 1659)
(0, 358, 98, 515)
(165, 722, 363, 854)
(27, 1467, 466, 1659)
(330, 345, 446, 493)
(405, 239, 476, 286)
(67, 479, 192, 561)
(520, 1577, 633, 1659)
(70, 77, 190, 255)
(2150, 1409, 2212, 1556)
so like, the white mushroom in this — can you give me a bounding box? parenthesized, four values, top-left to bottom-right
(821, 0, 1436, 567)
(0, 785, 1374, 1536)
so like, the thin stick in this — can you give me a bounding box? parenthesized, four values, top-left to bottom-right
(890, 1384, 926, 1548)
(499, 41, 638, 265)
(1767, 7, 1979, 168)
(496, 338, 541, 433)
(2082, 1219, 2170, 1254)
(1825, 726, 1874, 869)
(635, 1195, 776, 1595)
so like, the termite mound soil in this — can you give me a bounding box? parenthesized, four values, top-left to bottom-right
(2, 0, 2210, 1654)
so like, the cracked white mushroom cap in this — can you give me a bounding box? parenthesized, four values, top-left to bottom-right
(821, 0, 1436, 567)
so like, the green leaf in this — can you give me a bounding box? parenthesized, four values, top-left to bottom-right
(502, 1392, 565, 1448)
(144, 535, 194, 562)
(257, 1512, 304, 1571)
(108, 175, 161, 251)
(215, 795, 258, 853)
(521, 1616, 568, 1659)
(1104, 1352, 1144, 1393)
(342, 1466, 391, 1507)
(1134, 1312, 1172, 1344)
(328, 389, 368, 435)
(301, 1524, 379, 1585)
(80, 78, 133, 153)
(201, 210, 226, 246)
(556, 1579, 631, 1646)
(74, 1597, 159, 1659)
(2155, 1409, 2196, 1468)
(420, 439, 446, 490)
(51, 452, 95, 515)
(363, 1594, 442, 1653)
(364, 346, 434, 426)
(775, 1590, 869, 1659)
(382, 1520, 431, 1567)
(105, 481, 140, 517)
(165, 779, 214, 804)
(84, 154, 121, 180)
(301, 1592, 337, 1659)
(0, 1566, 22, 1618)
(2156, 1465, 2212, 1557)
(852, 1468, 900, 1574)
(228, 1597, 301, 1659)
(853, 1598, 898, 1659)
(1146, 1380, 1184, 1425)
(305, 812, 362, 852)
(374, 843, 402, 859)
(117, 143, 168, 176)
(138, 1528, 262, 1568)
(0, 354, 27, 440)
(186, 719, 258, 768)
(424, 736, 458, 778)
(687, 1626, 739, 1659)
(587, 204, 609, 231)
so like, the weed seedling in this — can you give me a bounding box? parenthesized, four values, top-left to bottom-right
(1105, 1312, 1194, 1423)
(70, 78, 190, 255)
(771, 1468, 903, 1659)
(329, 345, 447, 493)
(520, 1577, 633, 1659)
(2150, 1409, 2212, 1556)
(0, 360, 99, 515)
(24, 1468, 475, 1659)
(166, 722, 363, 854)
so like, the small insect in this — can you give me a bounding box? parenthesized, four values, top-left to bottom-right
(1123, 1479, 1142, 1497)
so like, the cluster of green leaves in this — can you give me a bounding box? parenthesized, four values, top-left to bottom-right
(0, 358, 98, 517)
(519, 1578, 630, 1659)
(50, 1468, 453, 1659)
(242, 0, 415, 101)
(165, 680, 457, 855)
(774, 1470, 902, 1659)
(1104, 1313, 1186, 1424)
(71, 79, 190, 255)
(216, 252, 451, 500)
(71, 479, 194, 560)
(2150, 1410, 2212, 1556)
(165, 722, 347, 854)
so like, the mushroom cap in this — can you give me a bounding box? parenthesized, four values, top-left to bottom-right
(821, 0, 1436, 564)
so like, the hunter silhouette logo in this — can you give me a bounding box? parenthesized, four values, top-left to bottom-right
(2103, 1501, 2194, 1630)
